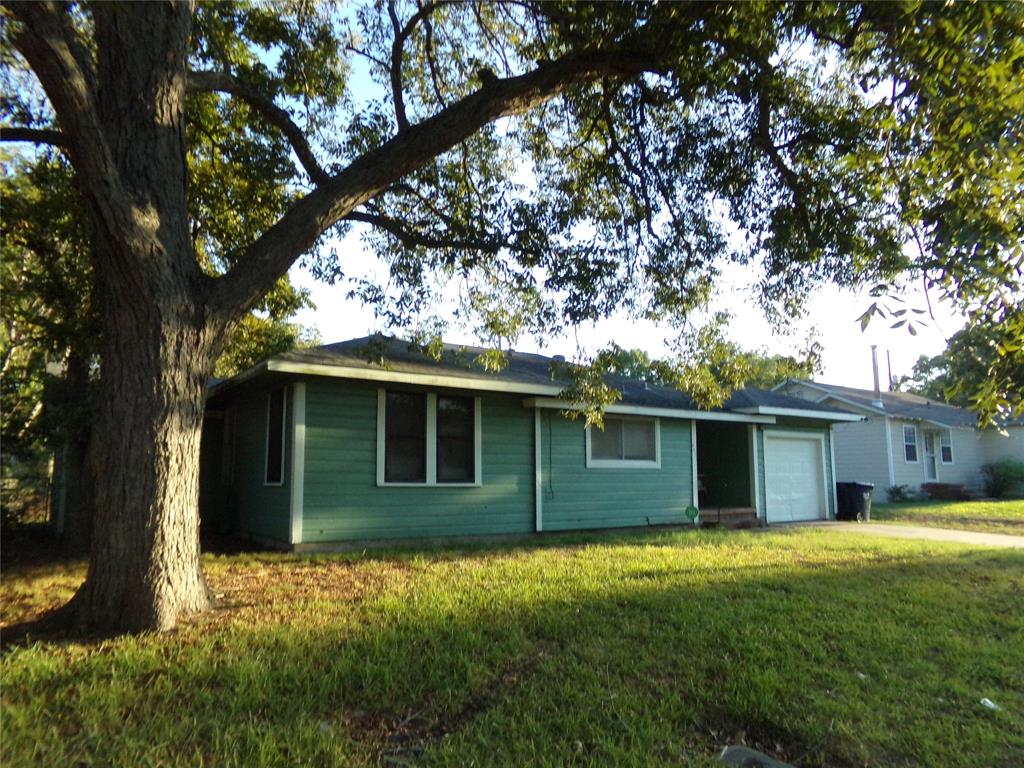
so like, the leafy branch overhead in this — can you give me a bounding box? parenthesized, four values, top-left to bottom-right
(2, 0, 1021, 633)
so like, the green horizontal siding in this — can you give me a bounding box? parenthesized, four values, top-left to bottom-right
(301, 379, 534, 542)
(228, 387, 292, 543)
(539, 412, 694, 531)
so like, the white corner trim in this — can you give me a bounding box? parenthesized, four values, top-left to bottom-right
(750, 425, 762, 518)
(524, 397, 776, 424)
(691, 420, 699, 508)
(884, 416, 896, 487)
(376, 388, 386, 486)
(534, 408, 543, 532)
(289, 382, 306, 545)
(425, 393, 438, 484)
(828, 424, 838, 521)
(585, 415, 661, 469)
(474, 396, 483, 485)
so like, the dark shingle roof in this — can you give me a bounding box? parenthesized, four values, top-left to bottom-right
(267, 335, 852, 418)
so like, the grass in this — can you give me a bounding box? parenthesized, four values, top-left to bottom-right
(3, 527, 1023, 767)
(871, 499, 1024, 535)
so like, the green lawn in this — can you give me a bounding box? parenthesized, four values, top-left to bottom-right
(3, 528, 1023, 767)
(871, 500, 1024, 535)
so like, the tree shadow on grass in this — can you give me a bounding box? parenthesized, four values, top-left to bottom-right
(3, 541, 1023, 768)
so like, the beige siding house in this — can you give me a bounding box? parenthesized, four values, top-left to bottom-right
(774, 380, 1024, 501)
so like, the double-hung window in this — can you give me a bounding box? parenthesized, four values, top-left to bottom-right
(940, 430, 954, 464)
(377, 389, 481, 486)
(586, 416, 660, 468)
(903, 425, 918, 463)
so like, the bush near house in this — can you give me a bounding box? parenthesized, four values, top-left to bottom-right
(981, 460, 1024, 499)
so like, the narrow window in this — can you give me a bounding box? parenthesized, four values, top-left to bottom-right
(588, 417, 658, 466)
(437, 395, 475, 483)
(940, 430, 953, 463)
(265, 388, 285, 485)
(903, 425, 918, 463)
(384, 391, 427, 482)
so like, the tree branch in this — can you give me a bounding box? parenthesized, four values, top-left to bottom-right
(345, 210, 503, 252)
(3, 1, 141, 255)
(186, 70, 330, 186)
(388, 0, 440, 132)
(213, 46, 666, 316)
(0, 126, 67, 146)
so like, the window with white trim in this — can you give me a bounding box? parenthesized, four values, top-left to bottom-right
(587, 416, 660, 468)
(378, 389, 481, 486)
(903, 425, 918, 463)
(940, 430, 953, 464)
(265, 388, 286, 485)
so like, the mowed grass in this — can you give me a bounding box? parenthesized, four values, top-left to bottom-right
(872, 499, 1024, 535)
(3, 528, 1023, 767)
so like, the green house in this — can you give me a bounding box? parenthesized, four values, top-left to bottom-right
(201, 336, 860, 550)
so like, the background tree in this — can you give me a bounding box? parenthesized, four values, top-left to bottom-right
(1, 1, 1020, 633)
(896, 315, 1024, 419)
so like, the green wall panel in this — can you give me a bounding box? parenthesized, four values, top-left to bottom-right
(227, 386, 292, 543)
(300, 379, 534, 541)
(539, 411, 694, 531)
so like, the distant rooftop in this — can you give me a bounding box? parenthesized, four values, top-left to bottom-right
(781, 380, 988, 427)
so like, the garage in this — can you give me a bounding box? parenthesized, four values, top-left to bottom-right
(763, 431, 828, 523)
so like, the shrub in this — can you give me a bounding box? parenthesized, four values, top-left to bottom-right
(886, 485, 914, 503)
(981, 460, 1024, 499)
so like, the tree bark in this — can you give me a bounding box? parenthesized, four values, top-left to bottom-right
(70, 312, 220, 632)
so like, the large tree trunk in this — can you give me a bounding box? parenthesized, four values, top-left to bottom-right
(60, 2, 227, 633)
(70, 312, 220, 633)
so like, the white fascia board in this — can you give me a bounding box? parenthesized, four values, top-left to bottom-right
(268, 360, 564, 396)
(731, 406, 864, 422)
(207, 360, 269, 397)
(522, 397, 776, 424)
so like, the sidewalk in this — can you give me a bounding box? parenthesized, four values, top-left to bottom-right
(793, 521, 1024, 549)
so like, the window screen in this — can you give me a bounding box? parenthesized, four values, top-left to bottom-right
(903, 426, 918, 462)
(591, 417, 656, 462)
(437, 396, 475, 482)
(265, 388, 285, 484)
(385, 391, 427, 482)
(940, 431, 953, 463)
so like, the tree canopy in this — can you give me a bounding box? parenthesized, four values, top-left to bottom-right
(2, 0, 1021, 633)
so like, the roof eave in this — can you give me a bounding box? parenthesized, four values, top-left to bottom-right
(732, 406, 863, 422)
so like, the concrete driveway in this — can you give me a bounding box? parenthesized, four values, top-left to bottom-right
(793, 521, 1024, 549)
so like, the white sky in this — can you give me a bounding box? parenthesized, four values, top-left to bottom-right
(289, 232, 964, 393)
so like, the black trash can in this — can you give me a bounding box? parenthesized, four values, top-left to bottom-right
(836, 482, 875, 521)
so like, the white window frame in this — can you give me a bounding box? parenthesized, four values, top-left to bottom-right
(939, 429, 954, 464)
(585, 415, 661, 469)
(902, 424, 919, 464)
(264, 387, 286, 487)
(376, 389, 482, 487)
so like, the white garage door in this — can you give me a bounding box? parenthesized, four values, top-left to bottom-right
(764, 434, 826, 523)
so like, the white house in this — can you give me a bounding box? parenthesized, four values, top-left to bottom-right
(774, 379, 1024, 501)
